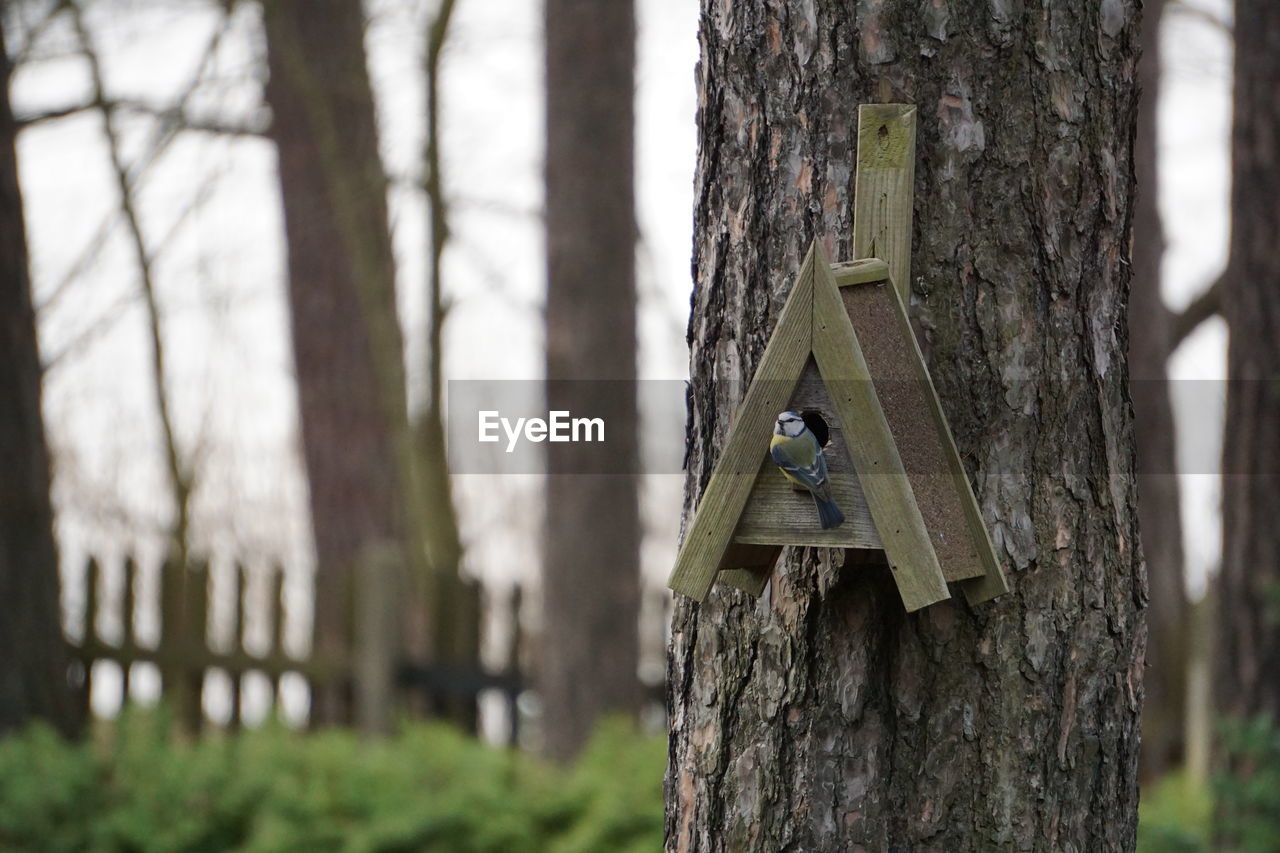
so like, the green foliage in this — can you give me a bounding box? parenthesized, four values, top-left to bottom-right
(0, 712, 665, 853)
(1137, 715, 1280, 853)
(1136, 771, 1211, 853)
(1214, 714, 1280, 852)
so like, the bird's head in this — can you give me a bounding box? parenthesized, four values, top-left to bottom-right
(774, 411, 806, 437)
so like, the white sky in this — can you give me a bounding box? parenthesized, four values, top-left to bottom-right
(6, 0, 1233, 715)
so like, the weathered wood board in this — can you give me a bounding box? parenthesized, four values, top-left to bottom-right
(809, 246, 950, 611)
(835, 279, 984, 583)
(666, 248, 818, 601)
(835, 266, 1008, 603)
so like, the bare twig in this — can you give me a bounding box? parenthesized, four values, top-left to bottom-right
(424, 0, 459, 418)
(18, 98, 267, 137)
(67, 0, 194, 567)
(42, 165, 225, 372)
(1170, 276, 1223, 349)
(37, 1, 243, 318)
(7, 0, 70, 68)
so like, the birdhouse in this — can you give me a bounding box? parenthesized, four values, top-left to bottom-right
(666, 239, 1008, 612)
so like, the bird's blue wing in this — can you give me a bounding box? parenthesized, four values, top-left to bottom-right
(771, 433, 828, 490)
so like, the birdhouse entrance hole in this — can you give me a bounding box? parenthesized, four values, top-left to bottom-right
(798, 410, 830, 447)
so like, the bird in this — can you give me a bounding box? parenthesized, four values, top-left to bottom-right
(770, 411, 845, 529)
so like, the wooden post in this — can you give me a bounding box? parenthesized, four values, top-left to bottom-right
(355, 546, 399, 736)
(159, 555, 180, 714)
(121, 555, 137, 702)
(507, 584, 524, 746)
(853, 103, 917, 301)
(81, 555, 100, 715)
(182, 559, 209, 734)
(228, 561, 247, 730)
(269, 564, 287, 708)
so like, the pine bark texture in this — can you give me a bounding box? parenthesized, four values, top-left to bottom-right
(1219, 0, 1280, 720)
(263, 0, 408, 724)
(0, 25, 82, 738)
(667, 3, 1144, 850)
(542, 0, 642, 760)
(1129, 0, 1187, 780)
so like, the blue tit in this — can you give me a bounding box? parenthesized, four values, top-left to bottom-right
(770, 411, 845, 530)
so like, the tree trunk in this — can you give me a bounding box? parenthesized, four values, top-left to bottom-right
(667, 4, 1143, 850)
(262, 0, 410, 725)
(1129, 0, 1188, 781)
(541, 0, 642, 760)
(1218, 0, 1280, 720)
(0, 21, 82, 739)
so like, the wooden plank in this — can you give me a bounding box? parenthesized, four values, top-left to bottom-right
(809, 243, 949, 612)
(734, 449, 881, 547)
(667, 245, 819, 600)
(715, 542, 780, 597)
(835, 277, 982, 582)
(853, 104, 917, 301)
(872, 270, 1009, 603)
(83, 556, 100, 646)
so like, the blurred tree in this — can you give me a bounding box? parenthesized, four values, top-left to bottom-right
(262, 0, 416, 725)
(418, 0, 480, 731)
(666, 4, 1143, 849)
(262, 0, 478, 728)
(1130, 0, 1190, 782)
(541, 0, 642, 759)
(1219, 0, 1280, 720)
(0, 18, 82, 738)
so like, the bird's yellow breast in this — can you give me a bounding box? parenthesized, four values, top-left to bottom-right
(770, 434, 808, 487)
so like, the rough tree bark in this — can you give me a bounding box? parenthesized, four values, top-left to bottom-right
(0, 21, 82, 738)
(541, 0, 642, 760)
(1219, 0, 1280, 720)
(262, 0, 411, 725)
(667, 3, 1144, 850)
(1129, 0, 1188, 781)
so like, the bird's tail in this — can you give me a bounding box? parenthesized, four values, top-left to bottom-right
(813, 494, 845, 530)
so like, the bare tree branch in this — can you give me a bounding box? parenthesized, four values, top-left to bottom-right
(67, 0, 195, 567)
(42, 165, 224, 372)
(1170, 276, 1223, 348)
(1168, 0, 1233, 35)
(424, 0, 458, 418)
(35, 2, 244, 317)
(7, 0, 70, 68)
(18, 98, 267, 137)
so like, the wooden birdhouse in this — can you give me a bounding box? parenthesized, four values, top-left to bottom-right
(666, 105, 1008, 612)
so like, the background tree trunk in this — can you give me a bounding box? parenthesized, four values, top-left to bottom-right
(666, 3, 1143, 849)
(1129, 0, 1189, 781)
(0, 22, 82, 739)
(1218, 0, 1280, 720)
(262, 0, 411, 725)
(541, 0, 642, 760)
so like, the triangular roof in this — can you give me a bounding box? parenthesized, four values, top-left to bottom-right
(667, 240, 1007, 612)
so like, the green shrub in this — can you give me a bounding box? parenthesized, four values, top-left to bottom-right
(1136, 771, 1211, 853)
(1215, 714, 1280, 853)
(0, 712, 664, 853)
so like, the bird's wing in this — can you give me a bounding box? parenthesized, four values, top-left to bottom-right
(771, 435, 828, 491)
